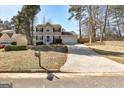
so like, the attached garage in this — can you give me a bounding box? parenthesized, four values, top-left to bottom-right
(61, 32, 77, 44)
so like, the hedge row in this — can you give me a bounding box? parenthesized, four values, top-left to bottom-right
(5, 45, 27, 51)
(0, 33, 2, 37)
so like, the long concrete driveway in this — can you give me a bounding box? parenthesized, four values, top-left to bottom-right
(60, 44, 124, 72)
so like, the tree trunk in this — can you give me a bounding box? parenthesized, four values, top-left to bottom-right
(117, 21, 122, 37)
(25, 22, 32, 45)
(79, 18, 82, 39)
(92, 25, 96, 42)
(92, 6, 97, 42)
(88, 5, 93, 44)
(26, 35, 32, 45)
(79, 6, 82, 39)
(89, 31, 92, 44)
(100, 5, 108, 42)
(115, 11, 122, 38)
(100, 25, 103, 42)
(31, 19, 34, 45)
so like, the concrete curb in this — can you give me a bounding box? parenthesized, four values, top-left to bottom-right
(0, 69, 59, 73)
(0, 72, 124, 78)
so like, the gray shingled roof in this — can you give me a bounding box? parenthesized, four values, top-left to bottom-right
(36, 24, 61, 31)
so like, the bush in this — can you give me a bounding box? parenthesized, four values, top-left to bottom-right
(5, 45, 27, 51)
(55, 39, 62, 44)
(11, 42, 17, 45)
(78, 38, 89, 44)
(78, 38, 84, 44)
(0, 33, 2, 37)
(36, 42, 43, 45)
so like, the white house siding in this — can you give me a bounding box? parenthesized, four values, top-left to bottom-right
(33, 36, 43, 45)
(44, 26, 53, 31)
(33, 24, 78, 45)
(33, 32, 43, 36)
(43, 35, 53, 44)
(33, 28, 61, 45)
(53, 32, 61, 36)
(62, 35, 77, 44)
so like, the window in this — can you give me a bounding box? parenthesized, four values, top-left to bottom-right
(39, 36, 43, 40)
(36, 28, 38, 32)
(53, 28, 55, 32)
(40, 28, 43, 32)
(46, 27, 50, 32)
(46, 28, 49, 32)
(59, 28, 61, 31)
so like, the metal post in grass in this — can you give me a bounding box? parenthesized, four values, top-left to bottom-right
(34, 49, 60, 80)
(35, 49, 48, 72)
(35, 49, 41, 68)
(38, 49, 41, 68)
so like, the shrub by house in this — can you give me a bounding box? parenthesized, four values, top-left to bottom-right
(5, 45, 27, 51)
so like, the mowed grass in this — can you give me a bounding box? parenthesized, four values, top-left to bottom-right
(0, 45, 68, 72)
(85, 41, 124, 64)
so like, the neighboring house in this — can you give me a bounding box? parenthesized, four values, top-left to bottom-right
(1, 30, 15, 38)
(11, 34, 28, 45)
(0, 33, 13, 45)
(33, 23, 77, 45)
(0, 30, 27, 45)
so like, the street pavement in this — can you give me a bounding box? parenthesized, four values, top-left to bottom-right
(0, 73, 124, 88)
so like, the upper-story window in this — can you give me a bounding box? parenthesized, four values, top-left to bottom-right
(59, 28, 61, 32)
(46, 28, 50, 32)
(45, 27, 51, 32)
(36, 27, 38, 32)
(53, 27, 61, 32)
(40, 28, 43, 32)
(53, 28, 55, 32)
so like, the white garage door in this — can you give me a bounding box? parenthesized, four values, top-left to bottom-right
(62, 35, 77, 44)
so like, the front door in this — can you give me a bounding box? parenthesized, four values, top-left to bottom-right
(46, 36, 50, 43)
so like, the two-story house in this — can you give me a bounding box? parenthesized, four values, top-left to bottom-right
(33, 23, 61, 45)
(33, 23, 77, 45)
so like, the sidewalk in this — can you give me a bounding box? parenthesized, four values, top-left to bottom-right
(60, 44, 124, 72)
(0, 73, 124, 88)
